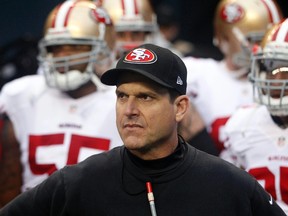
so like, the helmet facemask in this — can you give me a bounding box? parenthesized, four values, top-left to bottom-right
(39, 38, 112, 92)
(250, 50, 288, 116)
(231, 27, 264, 71)
(38, 0, 116, 92)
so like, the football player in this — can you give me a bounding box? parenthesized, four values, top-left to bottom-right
(222, 18, 288, 214)
(182, 0, 283, 155)
(0, 0, 122, 207)
(100, 0, 157, 58)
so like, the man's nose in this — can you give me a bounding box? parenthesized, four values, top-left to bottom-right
(124, 97, 139, 116)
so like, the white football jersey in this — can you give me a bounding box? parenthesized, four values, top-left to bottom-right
(183, 57, 253, 151)
(223, 104, 288, 214)
(0, 75, 122, 191)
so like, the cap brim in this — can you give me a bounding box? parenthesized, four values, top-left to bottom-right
(101, 68, 174, 89)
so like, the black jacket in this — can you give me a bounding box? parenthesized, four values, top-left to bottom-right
(0, 140, 286, 216)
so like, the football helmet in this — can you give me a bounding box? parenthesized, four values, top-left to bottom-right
(250, 18, 288, 116)
(100, 0, 157, 57)
(38, 0, 115, 91)
(213, 0, 282, 71)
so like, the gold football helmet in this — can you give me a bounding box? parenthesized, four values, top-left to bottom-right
(100, 0, 157, 57)
(38, 0, 116, 91)
(213, 0, 282, 71)
(250, 19, 288, 116)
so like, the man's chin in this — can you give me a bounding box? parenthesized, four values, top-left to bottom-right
(122, 136, 144, 148)
(127, 145, 151, 156)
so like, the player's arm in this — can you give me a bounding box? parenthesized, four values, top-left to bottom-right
(178, 102, 219, 156)
(0, 115, 22, 208)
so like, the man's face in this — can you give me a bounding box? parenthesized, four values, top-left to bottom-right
(257, 59, 288, 98)
(116, 31, 146, 42)
(115, 31, 147, 58)
(266, 66, 288, 99)
(115, 72, 178, 159)
(47, 44, 92, 73)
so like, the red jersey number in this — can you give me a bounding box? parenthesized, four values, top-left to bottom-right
(249, 166, 288, 204)
(210, 117, 230, 152)
(29, 134, 110, 175)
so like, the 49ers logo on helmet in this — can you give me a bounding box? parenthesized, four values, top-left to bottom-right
(90, 7, 112, 25)
(124, 48, 157, 64)
(220, 3, 244, 24)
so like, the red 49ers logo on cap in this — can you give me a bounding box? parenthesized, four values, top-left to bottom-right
(220, 3, 244, 24)
(124, 48, 157, 64)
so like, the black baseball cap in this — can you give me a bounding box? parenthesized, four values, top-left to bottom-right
(100, 43, 187, 95)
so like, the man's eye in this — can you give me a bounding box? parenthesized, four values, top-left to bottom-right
(139, 94, 152, 101)
(117, 92, 126, 99)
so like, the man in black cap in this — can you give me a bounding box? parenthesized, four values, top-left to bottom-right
(0, 44, 286, 216)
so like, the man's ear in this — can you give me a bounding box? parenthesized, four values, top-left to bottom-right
(174, 95, 189, 123)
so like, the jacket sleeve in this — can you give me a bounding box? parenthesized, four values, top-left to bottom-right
(251, 180, 286, 216)
(0, 169, 67, 216)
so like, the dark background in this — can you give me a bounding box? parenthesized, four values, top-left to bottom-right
(0, 0, 287, 88)
(0, 0, 221, 51)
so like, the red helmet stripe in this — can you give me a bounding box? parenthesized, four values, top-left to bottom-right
(134, 0, 139, 15)
(275, 19, 288, 42)
(51, 4, 62, 28)
(271, 27, 280, 41)
(261, 0, 281, 24)
(121, 0, 125, 15)
(63, 4, 75, 27)
(53, 1, 76, 28)
(121, 0, 138, 16)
